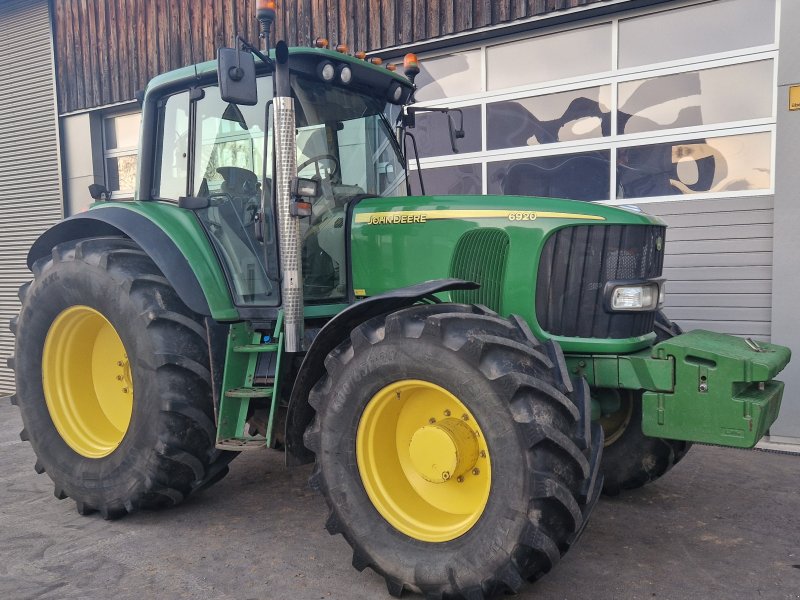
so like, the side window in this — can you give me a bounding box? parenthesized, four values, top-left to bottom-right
(193, 81, 270, 196)
(155, 92, 190, 200)
(103, 112, 141, 198)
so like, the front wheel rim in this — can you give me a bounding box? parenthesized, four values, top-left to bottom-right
(42, 305, 134, 458)
(356, 380, 491, 543)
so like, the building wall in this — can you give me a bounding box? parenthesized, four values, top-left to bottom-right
(52, 0, 612, 113)
(0, 0, 63, 394)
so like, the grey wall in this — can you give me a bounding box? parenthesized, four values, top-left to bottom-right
(0, 0, 63, 394)
(60, 113, 104, 215)
(646, 196, 773, 341)
(769, 0, 800, 441)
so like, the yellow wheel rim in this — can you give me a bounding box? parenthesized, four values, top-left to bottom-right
(599, 391, 634, 447)
(42, 305, 133, 458)
(356, 380, 491, 543)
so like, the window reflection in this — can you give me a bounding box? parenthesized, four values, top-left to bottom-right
(619, 61, 773, 135)
(487, 24, 611, 91)
(487, 151, 610, 201)
(617, 132, 771, 198)
(411, 105, 482, 158)
(619, 0, 775, 68)
(410, 163, 482, 196)
(487, 86, 610, 150)
(414, 51, 482, 102)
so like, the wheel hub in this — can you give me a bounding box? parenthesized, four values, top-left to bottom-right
(356, 380, 491, 543)
(42, 305, 134, 458)
(408, 418, 479, 483)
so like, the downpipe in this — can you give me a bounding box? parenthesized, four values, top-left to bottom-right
(273, 41, 304, 352)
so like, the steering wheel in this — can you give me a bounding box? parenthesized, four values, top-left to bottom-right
(297, 154, 340, 177)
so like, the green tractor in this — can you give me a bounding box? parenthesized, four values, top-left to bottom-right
(9, 5, 790, 599)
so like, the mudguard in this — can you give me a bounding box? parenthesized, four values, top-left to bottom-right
(284, 278, 479, 466)
(27, 203, 239, 321)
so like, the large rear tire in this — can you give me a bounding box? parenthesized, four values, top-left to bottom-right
(599, 311, 692, 495)
(304, 304, 603, 599)
(10, 237, 235, 518)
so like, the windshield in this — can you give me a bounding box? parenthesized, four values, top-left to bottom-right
(291, 76, 407, 200)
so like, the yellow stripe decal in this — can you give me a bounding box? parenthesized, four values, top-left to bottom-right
(354, 209, 605, 224)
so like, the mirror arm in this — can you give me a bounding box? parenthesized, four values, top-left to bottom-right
(238, 35, 274, 69)
(402, 131, 425, 196)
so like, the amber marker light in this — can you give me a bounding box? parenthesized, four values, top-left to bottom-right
(355, 51, 367, 60)
(314, 37, 329, 48)
(369, 57, 383, 65)
(386, 64, 397, 71)
(335, 43, 349, 53)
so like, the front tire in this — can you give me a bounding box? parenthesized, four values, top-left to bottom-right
(304, 304, 602, 599)
(10, 237, 235, 518)
(599, 311, 692, 495)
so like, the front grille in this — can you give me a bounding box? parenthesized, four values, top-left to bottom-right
(450, 228, 510, 312)
(536, 224, 665, 339)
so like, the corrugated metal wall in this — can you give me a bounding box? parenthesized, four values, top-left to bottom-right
(0, 0, 63, 394)
(646, 196, 773, 342)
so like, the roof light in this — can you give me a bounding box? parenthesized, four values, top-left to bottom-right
(317, 60, 336, 82)
(386, 64, 397, 72)
(335, 44, 349, 54)
(369, 57, 383, 65)
(355, 51, 367, 60)
(256, 0, 276, 20)
(338, 64, 353, 85)
(314, 37, 329, 48)
(387, 82, 404, 104)
(403, 53, 420, 82)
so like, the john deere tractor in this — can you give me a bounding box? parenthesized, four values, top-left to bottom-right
(9, 4, 791, 599)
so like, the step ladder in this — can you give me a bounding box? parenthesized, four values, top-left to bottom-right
(216, 312, 284, 450)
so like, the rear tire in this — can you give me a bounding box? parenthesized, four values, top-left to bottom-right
(10, 237, 235, 518)
(304, 304, 603, 599)
(599, 311, 691, 496)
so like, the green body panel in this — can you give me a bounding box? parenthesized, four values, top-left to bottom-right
(642, 330, 790, 448)
(350, 194, 662, 354)
(89, 201, 239, 321)
(569, 330, 790, 448)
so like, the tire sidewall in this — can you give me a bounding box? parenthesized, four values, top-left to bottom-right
(316, 334, 530, 584)
(16, 258, 164, 502)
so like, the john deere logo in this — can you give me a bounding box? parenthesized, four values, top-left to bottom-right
(656, 236, 663, 251)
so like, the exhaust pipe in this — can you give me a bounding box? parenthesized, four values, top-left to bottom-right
(273, 41, 304, 352)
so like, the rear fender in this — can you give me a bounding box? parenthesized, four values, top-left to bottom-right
(284, 278, 478, 466)
(27, 203, 239, 321)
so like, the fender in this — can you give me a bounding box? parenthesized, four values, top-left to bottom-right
(27, 203, 239, 321)
(284, 278, 479, 466)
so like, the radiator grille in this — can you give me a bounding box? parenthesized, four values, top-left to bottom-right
(536, 224, 665, 339)
(450, 228, 510, 312)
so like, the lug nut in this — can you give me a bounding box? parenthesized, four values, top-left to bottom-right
(479, 450, 486, 458)
(122, 387, 129, 394)
(461, 414, 469, 421)
(442, 471, 450, 481)
(456, 476, 464, 483)
(116, 375, 123, 381)
(472, 468, 480, 476)
(117, 361, 124, 366)
(428, 417, 436, 424)
(443, 409, 451, 417)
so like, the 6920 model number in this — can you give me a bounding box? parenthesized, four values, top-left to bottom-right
(507, 211, 538, 221)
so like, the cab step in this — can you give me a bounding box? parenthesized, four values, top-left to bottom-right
(233, 343, 280, 353)
(224, 387, 273, 399)
(216, 436, 269, 450)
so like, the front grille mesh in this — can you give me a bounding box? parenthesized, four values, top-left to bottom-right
(450, 228, 510, 312)
(536, 224, 665, 339)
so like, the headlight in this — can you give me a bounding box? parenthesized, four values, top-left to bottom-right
(606, 281, 663, 311)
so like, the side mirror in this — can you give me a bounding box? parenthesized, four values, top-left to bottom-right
(217, 47, 258, 106)
(88, 183, 110, 201)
